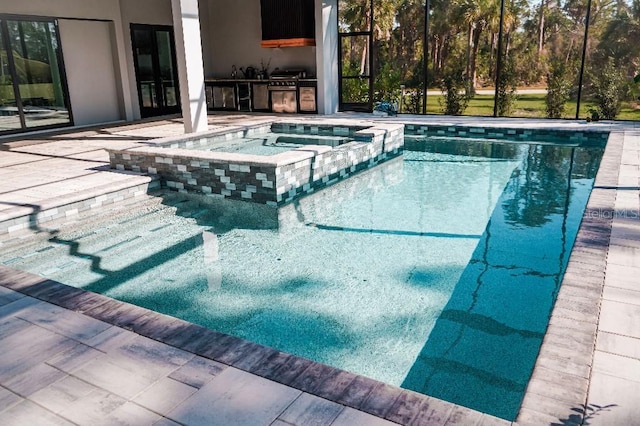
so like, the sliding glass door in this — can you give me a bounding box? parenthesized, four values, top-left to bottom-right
(0, 16, 71, 134)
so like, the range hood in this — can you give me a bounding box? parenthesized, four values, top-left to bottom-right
(260, 0, 316, 48)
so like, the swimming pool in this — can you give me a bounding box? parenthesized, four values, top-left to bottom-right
(0, 135, 603, 420)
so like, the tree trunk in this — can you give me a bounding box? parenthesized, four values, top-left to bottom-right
(469, 25, 483, 94)
(466, 23, 475, 95)
(538, 0, 546, 56)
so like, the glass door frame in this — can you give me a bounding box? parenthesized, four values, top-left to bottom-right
(337, 1, 374, 112)
(0, 14, 73, 135)
(130, 24, 181, 118)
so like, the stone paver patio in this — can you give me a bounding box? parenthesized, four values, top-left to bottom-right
(0, 114, 638, 425)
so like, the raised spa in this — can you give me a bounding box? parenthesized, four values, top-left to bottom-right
(108, 121, 404, 206)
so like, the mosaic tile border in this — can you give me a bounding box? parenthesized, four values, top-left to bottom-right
(405, 124, 609, 147)
(107, 121, 405, 206)
(0, 179, 160, 242)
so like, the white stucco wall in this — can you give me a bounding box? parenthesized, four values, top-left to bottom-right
(0, 0, 136, 124)
(58, 20, 122, 125)
(206, 0, 317, 78)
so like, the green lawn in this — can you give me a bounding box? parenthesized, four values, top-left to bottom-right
(422, 93, 640, 121)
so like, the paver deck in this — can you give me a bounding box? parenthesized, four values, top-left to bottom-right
(0, 114, 639, 425)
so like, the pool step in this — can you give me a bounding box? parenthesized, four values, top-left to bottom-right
(0, 173, 161, 245)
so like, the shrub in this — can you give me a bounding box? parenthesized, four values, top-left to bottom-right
(545, 59, 572, 118)
(439, 65, 470, 115)
(495, 59, 518, 117)
(591, 58, 624, 120)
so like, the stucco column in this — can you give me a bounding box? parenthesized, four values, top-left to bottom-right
(171, 0, 208, 133)
(315, 0, 339, 115)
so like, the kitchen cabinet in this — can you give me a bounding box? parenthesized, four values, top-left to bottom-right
(205, 80, 270, 112)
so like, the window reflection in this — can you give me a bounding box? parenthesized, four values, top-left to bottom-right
(0, 21, 22, 131)
(0, 17, 70, 133)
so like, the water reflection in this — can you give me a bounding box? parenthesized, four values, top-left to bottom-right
(402, 140, 603, 420)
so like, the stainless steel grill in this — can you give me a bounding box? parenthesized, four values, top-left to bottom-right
(268, 69, 306, 113)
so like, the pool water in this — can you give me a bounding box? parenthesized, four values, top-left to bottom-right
(196, 132, 349, 155)
(0, 137, 603, 420)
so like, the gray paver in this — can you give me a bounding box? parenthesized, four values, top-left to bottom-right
(602, 285, 640, 305)
(153, 418, 182, 426)
(167, 355, 226, 389)
(585, 372, 640, 426)
(2, 362, 66, 397)
(30, 376, 97, 414)
(57, 388, 126, 425)
(0, 386, 22, 412)
(592, 351, 640, 382)
(277, 393, 344, 425)
(0, 296, 41, 319)
(595, 331, 640, 359)
(0, 286, 24, 306)
(98, 334, 194, 381)
(133, 377, 198, 416)
(13, 299, 111, 341)
(103, 401, 162, 425)
(71, 354, 157, 399)
(167, 367, 301, 425)
(46, 342, 104, 374)
(0, 324, 75, 382)
(331, 406, 396, 426)
(598, 300, 640, 339)
(0, 399, 73, 426)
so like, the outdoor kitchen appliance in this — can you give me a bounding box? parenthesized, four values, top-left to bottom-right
(268, 69, 305, 113)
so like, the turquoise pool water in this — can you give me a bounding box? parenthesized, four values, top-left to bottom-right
(190, 132, 348, 155)
(0, 136, 603, 420)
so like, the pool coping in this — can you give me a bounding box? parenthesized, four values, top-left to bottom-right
(514, 131, 623, 425)
(0, 121, 627, 425)
(0, 265, 508, 425)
